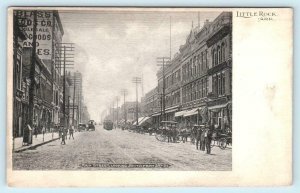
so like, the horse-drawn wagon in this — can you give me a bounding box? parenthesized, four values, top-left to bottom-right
(155, 121, 179, 143)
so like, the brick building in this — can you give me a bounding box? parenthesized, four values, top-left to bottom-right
(143, 12, 232, 130)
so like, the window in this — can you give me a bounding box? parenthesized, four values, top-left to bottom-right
(221, 42, 226, 62)
(212, 49, 215, 66)
(201, 52, 204, 72)
(193, 56, 197, 75)
(205, 50, 208, 70)
(221, 72, 225, 95)
(214, 49, 217, 67)
(197, 55, 200, 74)
(217, 45, 221, 64)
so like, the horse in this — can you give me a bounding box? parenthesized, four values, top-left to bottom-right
(180, 128, 191, 143)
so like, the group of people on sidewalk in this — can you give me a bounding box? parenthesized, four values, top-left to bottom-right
(59, 125, 75, 145)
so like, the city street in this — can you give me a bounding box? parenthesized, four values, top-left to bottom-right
(13, 125, 231, 171)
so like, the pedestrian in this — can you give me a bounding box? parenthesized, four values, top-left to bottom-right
(69, 125, 74, 140)
(42, 125, 46, 142)
(58, 126, 62, 139)
(204, 125, 213, 154)
(65, 127, 68, 141)
(61, 128, 66, 145)
(34, 124, 38, 138)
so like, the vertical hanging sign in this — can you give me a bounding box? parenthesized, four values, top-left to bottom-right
(15, 10, 53, 61)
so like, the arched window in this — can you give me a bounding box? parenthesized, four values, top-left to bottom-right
(217, 45, 221, 64)
(221, 42, 226, 62)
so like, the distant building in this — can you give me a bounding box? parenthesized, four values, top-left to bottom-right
(143, 12, 232, 129)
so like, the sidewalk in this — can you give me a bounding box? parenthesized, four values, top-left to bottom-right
(13, 132, 60, 153)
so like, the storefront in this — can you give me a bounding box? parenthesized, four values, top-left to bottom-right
(207, 98, 231, 131)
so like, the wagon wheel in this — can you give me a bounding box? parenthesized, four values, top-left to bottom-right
(155, 131, 167, 142)
(219, 138, 227, 149)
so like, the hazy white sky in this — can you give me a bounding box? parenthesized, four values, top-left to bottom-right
(59, 10, 220, 121)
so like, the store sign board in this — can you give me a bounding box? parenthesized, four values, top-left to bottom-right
(15, 10, 53, 60)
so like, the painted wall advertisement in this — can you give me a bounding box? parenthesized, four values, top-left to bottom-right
(15, 10, 53, 61)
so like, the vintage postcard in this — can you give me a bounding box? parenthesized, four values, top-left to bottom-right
(6, 7, 292, 187)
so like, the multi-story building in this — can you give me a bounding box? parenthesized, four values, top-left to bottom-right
(22, 47, 54, 132)
(13, 13, 28, 137)
(144, 12, 232, 130)
(118, 101, 141, 123)
(13, 10, 65, 135)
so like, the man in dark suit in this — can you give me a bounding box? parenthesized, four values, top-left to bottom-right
(204, 124, 213, 154)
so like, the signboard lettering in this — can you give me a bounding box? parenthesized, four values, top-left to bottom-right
(15, 10, 53, 60)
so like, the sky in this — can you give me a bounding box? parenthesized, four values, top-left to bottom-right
(59, 10, 221, 121)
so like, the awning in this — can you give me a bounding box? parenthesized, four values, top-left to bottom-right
(165, 108, 178, 113)
(165, 106, 179, 113)
(175, 110, 187, 117)
(208, 103, 229, 110)
(183, 108, 199, 117)
(139, 117, 152, 126)
(151, 112, 161, 117)
(132, 117, 146, 126)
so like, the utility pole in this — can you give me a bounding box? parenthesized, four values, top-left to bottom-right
(141, 73, 144, 97)
(116, 96, 119, 127)
(67, 96, 70, 129)
(62, 46, 66, 127)
(72, 73, 76, 126)
(112, 101, 115, 124)
(170, 16, 172, 60)
(28, 11, 37, 131)
(120, 89, 128, 124)
(55, 43, 74, 128)
(132, 77, 141, 129)
(77, 88, 80, 126)
(157, 57, 170, 123)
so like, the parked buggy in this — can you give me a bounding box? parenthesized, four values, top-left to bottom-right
(211, 129, 232, 149)
(155, 121, 179, 143)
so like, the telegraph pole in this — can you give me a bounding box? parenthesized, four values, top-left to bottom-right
(132, 77, 141, 129)
(28, 10, 37, 130)
(116, 96, 119, 127)
(62, 46, 66, 127)
(120, 89, 128, 124)
(72, 73, 76, 126)
(157, 57, 170, 122)
(67, 96, 70, 129)
(55, 43, 75, 128)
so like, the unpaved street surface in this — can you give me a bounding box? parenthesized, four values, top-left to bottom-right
(13, 125, 231, 170)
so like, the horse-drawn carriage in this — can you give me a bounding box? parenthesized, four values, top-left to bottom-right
(155, 121, 179, 142)
(155, 121, 198, 143)
(211, 129, 232, 149)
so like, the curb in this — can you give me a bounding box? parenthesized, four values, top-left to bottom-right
(14, 138, 60, 153)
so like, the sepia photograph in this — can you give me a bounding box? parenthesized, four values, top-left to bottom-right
(11, 8, 232, 171)
(7, 7, 292, 187)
